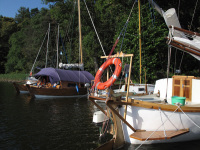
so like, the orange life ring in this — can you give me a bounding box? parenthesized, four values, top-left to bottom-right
(95, 58, 122, 90)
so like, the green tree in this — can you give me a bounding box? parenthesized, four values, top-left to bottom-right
(0, 16, 17, 73)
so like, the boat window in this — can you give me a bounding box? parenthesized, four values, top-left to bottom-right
(68, 83, 76, 87)
(138, 88, 145, 91)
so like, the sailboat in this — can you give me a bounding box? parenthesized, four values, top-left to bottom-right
(14, 0, 94, 98)
(89, 0, 200, 149)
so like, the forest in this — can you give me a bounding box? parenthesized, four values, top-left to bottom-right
(0, 0, 200, 83)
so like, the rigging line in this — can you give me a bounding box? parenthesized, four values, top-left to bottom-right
(60, 34, 68, 63)
(174, 49, 177, 74)
(189, 0, 198, 31)
(108, 0, 136, 57)
(165, 45, 171, 102)
(119, 22, 128, 52)
(64, 0, 76, 43)
(148, 0, 155, 27)
(127, 0, 137, 23)
(135, 106, 180, 150)
(83, 0, 106, 56)
(159, 108, 167, 137)
(30, 29, 49, 75)
(179, 52, 184, 71)
(117, 0, 136, 40)
(177, 0, 180, 19)
(178, 105, 200, 129)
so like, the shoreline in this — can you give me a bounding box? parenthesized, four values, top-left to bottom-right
(0, 79, 24, 83)
(0, 73, 28, 83)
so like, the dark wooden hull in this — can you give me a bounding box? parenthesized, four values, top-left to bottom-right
(26, 85, 88, 98)
(13, 82, 28, 94)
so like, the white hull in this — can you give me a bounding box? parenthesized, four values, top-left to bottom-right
(34, 94, 87, 99)
(119, 106, 200, 144)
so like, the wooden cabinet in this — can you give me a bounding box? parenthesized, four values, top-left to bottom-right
(172, 76, 195, 102)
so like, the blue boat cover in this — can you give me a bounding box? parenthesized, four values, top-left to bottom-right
(34, 68, 94, 84)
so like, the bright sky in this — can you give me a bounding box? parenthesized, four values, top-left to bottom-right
(0, 0, 49, 18)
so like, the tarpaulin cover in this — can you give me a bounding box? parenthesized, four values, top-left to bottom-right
(34, 68, 94, 84)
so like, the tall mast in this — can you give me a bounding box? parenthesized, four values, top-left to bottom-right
(78, 0, 83, 64)
(45, 23, 50, 68)
(57, 24, 59, 68)
(138, 0, 142, 84)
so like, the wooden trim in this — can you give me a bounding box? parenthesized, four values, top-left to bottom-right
(106, 100, 137, 132)
(130, 129, 189, 141)
(171, 39, 200, 53)
(124, 55, 133, 119)
(101, 52, 134, 58)
(131, 99, 200, 112)
(172, 76, 195, 101)
(89, 96, 107, 101)
(95, 139, 114, 150)
(89, 97, 107, 116)
(169, 26, 200, 37)
(89, 95, 200, 112)
(169, 41, 200, 57)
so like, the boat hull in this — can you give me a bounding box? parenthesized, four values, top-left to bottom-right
(27, 85, 88, 98)
(13, 82, 29, 94)
(119, 105, 200, 144)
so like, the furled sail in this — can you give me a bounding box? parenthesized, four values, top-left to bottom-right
(59, 63, 84, 71)
(149, 0, 200, 60)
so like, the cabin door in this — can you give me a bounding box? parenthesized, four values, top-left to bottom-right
(172, 76, 195, 102)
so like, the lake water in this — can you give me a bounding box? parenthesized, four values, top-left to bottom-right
(1, 82, 200, 150)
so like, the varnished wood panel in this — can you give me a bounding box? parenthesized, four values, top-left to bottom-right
(130, 129, 189, 141)
(172, 76, 195, 102)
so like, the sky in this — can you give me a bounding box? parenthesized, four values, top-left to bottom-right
(0, 0, 49, 18)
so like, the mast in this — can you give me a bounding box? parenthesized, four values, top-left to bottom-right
(57, 24, 59, 68)
(45, 23, 50, 68)
(138, 0, 142, 84)
(78, 0, 83, 64)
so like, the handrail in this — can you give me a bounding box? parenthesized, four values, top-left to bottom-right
(169, 26, 200, 37)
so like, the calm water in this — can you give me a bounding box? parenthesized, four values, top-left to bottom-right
(1, 82, 200, 150)
(0, 82, 99, 150)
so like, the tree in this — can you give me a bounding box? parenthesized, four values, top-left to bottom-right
(0, 16, 17, 73)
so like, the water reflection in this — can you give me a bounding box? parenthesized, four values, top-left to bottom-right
(0, 82, 99, 150)
(2, 82, 200, 150)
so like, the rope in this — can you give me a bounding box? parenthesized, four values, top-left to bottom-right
(135, 106, 180, 150)
(83, 0, 106, 56)
(164, 45, 171, 102)
(174, 49, 177, 74)
(90, 0, 136, 92)
(148, 0, 155, 27)
(59, 34, 68, 64)
(159, 108, 167, 137)
(30, 28, 49, 75)
(178, 52, 184, 71)
(189, 0, 198, 31)
(177, 0, 180, 19)
(178, 105, 200, 129)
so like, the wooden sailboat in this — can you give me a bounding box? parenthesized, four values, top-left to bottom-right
(89, 1, 200, 149)
(26, 67, 94, 98)
(13, 0, 94, 98)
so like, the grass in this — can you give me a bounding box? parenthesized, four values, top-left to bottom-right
(0, 73, 28, 82)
